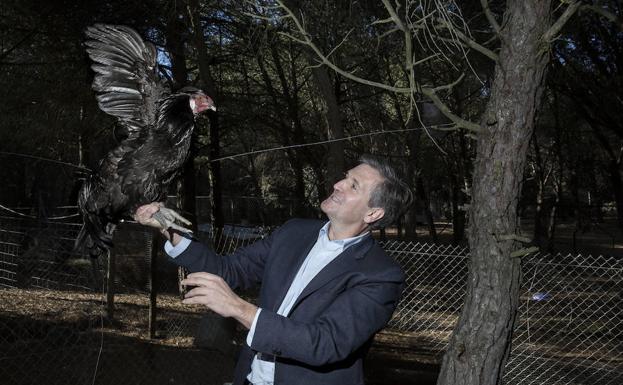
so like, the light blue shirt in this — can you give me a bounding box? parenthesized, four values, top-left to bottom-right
(164, 222, 369, 385)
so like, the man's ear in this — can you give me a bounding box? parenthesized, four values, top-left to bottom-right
(364, 207, 385, 225)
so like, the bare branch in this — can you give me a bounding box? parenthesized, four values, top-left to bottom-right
(381, 0, 406, 32)
(325, 29, 353, 59)
(371, 17, 396, 26)
(436, 18, 499, 61)
(412, 53, 441, 67)
(242, 12, 278, 22)
(480, 0, 501, 36)
(421, 88, 482, 132)
(432, 73, 465, 92)
(542, 0, 582, 44)
(510, 246, 540, 258)
(270, 0, 481, 133)
(499, 234, 532, 243)
(376, 27, 401, 41)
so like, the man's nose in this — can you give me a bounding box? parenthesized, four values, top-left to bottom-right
(334, 179, 346, 190)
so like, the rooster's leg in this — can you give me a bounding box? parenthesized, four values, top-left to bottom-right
(152, 207, 193, 233)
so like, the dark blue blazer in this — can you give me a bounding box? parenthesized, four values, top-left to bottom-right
(172, 218, 405, 385)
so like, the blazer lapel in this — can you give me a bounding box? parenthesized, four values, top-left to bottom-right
(289, 236, 373, 313)
(271, 222, 324, 312)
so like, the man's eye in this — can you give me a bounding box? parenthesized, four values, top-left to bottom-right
(351, 183, 357, 190)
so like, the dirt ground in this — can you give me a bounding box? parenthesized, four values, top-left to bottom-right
(0, 288, 439, 385)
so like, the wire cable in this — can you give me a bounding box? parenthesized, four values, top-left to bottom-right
(210, 124, 455, 163)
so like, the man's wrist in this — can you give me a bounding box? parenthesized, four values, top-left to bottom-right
(160, 228, 171, 241)
(236, 300, 259, 330)
(161, 229, 184, 246)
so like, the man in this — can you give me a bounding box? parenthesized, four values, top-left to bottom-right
(134, 156, 412, 385)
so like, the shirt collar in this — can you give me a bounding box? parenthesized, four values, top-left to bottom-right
(319, 221, 370, 250)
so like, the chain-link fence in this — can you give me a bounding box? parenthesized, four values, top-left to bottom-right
(381, 240, 623, 384)
(1, 209, 622, 384)
(0, 210, 261, 385)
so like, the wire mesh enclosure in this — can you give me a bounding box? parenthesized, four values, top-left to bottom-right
(0, 211, 260, 385)
(382, 240, 623, 385)
(1, 209, 622, 384)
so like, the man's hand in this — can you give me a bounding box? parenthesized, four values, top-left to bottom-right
(134, 202, 166, 229)
(182, 272, 258, 329)
(134, 202, 193, 235)
(133, 203, 182, 244)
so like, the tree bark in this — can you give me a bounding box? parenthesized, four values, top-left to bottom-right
(187, 0, 224, 227)
(417, 176, 437, 242)
(311, 65, 345, 193)
(165, 5, 200, 228)
(437, 1, 552, 384)
(607, 160, 623, 229)
(531, 132, 546, 246)
(269, 42, 308, 217)
(450, 176, 466, 245)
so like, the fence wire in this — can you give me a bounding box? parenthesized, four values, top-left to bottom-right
(1, 211, 622, 385)
(381, 239, 623, 384)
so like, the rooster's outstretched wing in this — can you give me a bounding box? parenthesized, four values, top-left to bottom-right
(85, 24, 167, 139)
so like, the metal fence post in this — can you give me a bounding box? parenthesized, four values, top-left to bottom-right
(106, 249, 115, 320)
(147, 228, 158, 339)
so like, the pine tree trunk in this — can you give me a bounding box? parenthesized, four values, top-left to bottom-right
(607, 160, 623, 230)
(437, 1, 552, 384)
(187, 0, 224, 227)
(417, 176, 437, 243)
(450, 180, 466, 245)
(311, 66, 344, 193)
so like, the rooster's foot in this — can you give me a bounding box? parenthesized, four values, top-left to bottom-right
(152, 207, 193, 233)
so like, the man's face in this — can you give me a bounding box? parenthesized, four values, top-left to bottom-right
(320, 163, 385, 227)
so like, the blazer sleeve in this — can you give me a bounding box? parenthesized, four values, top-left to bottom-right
(169, 226, 283, 290)
(249, 265, 404, 366)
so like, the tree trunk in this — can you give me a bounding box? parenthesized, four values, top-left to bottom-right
(437, 2, 552, 384)
(311, 65, 345, 193)
(417, 176, 437, 242)
(404, 107, 422, 240)
(531, 132, 546, 246)
(450, 178, 466, 245)
(165, 5, 199, 227)
(187, 0, 224, 227)
(269, 42, 307, 217)
(546, 89, 565, 252)
(607, 160, 623, 230)
(165, 11, 189, 88)
(546, 177, 561, 253)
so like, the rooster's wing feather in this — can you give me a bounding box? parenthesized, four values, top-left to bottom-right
(85, 24, 166, 139)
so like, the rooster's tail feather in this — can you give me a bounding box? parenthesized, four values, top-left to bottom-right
(74, 180, 115, 258)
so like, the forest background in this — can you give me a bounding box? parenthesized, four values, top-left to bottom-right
(1, 1, 621, 384)
(1, 1, 621, 251)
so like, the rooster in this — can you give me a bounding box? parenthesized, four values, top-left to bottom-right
(75, 24, 215, 257)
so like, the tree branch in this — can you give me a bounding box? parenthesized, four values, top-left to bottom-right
(380, 0, 407, 32)
(542, 0, 582, 43)
(436, 18, 499, 61)
(433, 73, 465, 92)
(480, 0, 501, 36)
(421, 88, 482, 133)
(269, 0, 481, 133)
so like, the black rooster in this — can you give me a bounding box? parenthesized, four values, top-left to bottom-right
(75, 24, 215, 257)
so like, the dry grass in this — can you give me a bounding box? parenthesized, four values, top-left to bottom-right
(0, 288, 205, 347)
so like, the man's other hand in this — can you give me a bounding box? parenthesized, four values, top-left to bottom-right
(182, 272, 258, 329)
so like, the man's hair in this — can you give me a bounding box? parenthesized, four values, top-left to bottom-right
(359, 155, 413, 230)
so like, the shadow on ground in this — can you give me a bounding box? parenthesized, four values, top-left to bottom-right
(1, 312, 438, 385)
